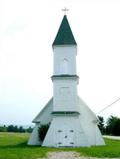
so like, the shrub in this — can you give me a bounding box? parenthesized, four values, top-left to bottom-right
(38, 124, 49, 141)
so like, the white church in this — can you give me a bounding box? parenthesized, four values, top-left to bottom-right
(28, 14, 105, 147)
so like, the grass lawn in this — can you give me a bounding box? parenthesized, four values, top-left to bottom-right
(0, 132, 120, 159)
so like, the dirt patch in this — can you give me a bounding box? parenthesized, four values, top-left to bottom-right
(47, 151, 80, 159)
(38, 151, 120, 159)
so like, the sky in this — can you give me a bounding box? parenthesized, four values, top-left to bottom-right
(0, 0, 120, 125)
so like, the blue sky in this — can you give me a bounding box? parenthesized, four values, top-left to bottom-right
(0, 0, 120, 125)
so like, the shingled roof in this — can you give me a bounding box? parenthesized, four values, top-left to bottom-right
(52, 15, 77, 46)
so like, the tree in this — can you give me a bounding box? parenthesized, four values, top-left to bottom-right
(7, 125, 15, 132)
(14, 126, 19, 132)
(18, 126, 25, 133)
(98, 116, 105, 134)
(0, 125, 7, 132)
(106, 116, 120, 136)
(26, 127, 33, 133)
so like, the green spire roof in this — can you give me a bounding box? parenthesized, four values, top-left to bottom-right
(52, 15, 77, 46)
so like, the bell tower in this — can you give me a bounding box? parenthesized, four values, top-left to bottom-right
(52, 15, 79, 112)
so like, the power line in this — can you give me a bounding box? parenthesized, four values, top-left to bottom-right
(97, 97, 120, 115)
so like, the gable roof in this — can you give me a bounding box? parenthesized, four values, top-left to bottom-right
(32, 98, 53, 123)
(52, 15, 77, 46)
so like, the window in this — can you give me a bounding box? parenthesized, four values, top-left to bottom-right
(58, 142, 62, 144)
(60, 58, 69, 74)
(70, 142, 74, 144)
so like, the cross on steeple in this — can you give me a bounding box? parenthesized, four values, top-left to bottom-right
(62, 7, 69, 15)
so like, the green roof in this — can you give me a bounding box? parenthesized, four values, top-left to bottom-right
(52, 15, 77, 46)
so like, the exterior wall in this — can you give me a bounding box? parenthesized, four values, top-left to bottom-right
(28, 96, 105, 146)
(53, 46, 77, 75)
(53, 78, 79, 112)
(42, 116, 90, 147)
(95, 125, 106, 145)
(28, 123, 41, 145)
(28, 98, 53, 145)
(78, 97, 105, 146)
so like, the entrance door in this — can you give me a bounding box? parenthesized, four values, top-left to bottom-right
(57, 129, 74, 147)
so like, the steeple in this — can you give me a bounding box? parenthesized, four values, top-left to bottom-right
(52, 15, 77, 46)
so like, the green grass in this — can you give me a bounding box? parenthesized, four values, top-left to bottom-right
(0, 132, 49, 159)
(0, 132, 120, 159)
(74, 139, 120, 158)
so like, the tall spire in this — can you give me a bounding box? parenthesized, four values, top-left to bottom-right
(52, 15, 77, 46)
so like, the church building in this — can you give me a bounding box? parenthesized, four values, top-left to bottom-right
(28, 14, 105, 147)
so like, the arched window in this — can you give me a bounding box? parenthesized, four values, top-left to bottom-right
(60, 58, 69, 74)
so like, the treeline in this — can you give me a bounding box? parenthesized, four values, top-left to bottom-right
(0, 125, 33, 133)
(98, 115, 120, 136)
(0, 115, 120, 136)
